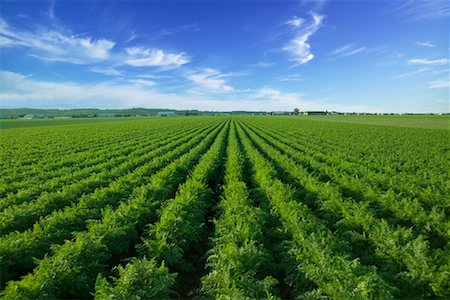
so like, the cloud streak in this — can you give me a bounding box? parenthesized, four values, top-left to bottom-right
(407, 58, 449, 65)
(128, 79, 156, 88)
(283, 13, 324, 66)
(89, 67, 123, 76)
(388, 0, 449, 21)
(428, 79, 450, 89)
(276, 74, 304, 82)
(392, 68, 430, 79)
(415, 41, 437, 47)
(331, 44, 367, 57)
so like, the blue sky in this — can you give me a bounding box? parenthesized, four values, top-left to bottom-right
(0, 0, 448, 112)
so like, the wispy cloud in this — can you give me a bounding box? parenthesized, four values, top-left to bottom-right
(186, 68, 234, 92)
(428, 78, 450, 89)
(331, 44, 351, 55)
(156, 23, 200, 37)
(46, 0, 56, 20)
(286, 16, 305, 28)
(89, 66, 123, 76)
(331, 44, 367, 57)
(415, 41, 437, 48)
(407, 58, 449, 65)
(276, 74, 304, 82)
(123, 31, 138, 44)
(248, 61, 275, 68)
(124, 47, 189, 69)
(0, 18, 189, 69)
(136, 74, 173, 80)
(388, 0, 449, 21)
(0, 19, 115, 64)
(344, 47, 366, 57)
(128, 79, 156, 88)
(392, 67, 430, 79)
(283, 13, 325, 66)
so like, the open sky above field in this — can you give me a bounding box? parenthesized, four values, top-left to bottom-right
(0, 0, 448, 112)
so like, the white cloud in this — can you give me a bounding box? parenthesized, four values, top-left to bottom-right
(392, 68, 430, 79)
(0, 35, 15, 47)
(0, 19, 189, 70)
(186, 68, 234, 92)
(137, 74, 173, 79)
(0, 19, 115, 64)
(342, 47, 367, 57)
(428, 79, 450, 89)
(286, 17, 305, 28)
(283, 13, 324, 66)
(407, 58, 449, 65)
(248, 61, 275, 68)
(0, 70, 237, 110)
(128, 79, 156, 88)
(1, 70, 380, 112)
(46, 0, 56, 20)
(0, 70, 170, 109)
(388, 1, 449, 21)
(124, 31, 138, 44)
(248, 86, 378, 112)
(252, 87, 285, 100)
(276, 74, 304, 82)
(89, 67, 123, 76)
(331, 44, 367, 57)
(331, 44, 352, 55)
(124, 47, 189, 69)
(415, 41, 437, 48)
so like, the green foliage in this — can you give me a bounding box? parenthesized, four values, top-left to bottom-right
(236, 121, 396, 299)
(95, 121, 230, 297)
(95, 258, 175, 300)
(1, 120, 225, 297)
(201, 122, 279, 299)
(0, 122, 217, 286)
(0, 116, 447, 299)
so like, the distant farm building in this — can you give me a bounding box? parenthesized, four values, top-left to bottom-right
(303, 111, 328, 115)
(158, 111, 175, 117)
(271, 111, 291, 115)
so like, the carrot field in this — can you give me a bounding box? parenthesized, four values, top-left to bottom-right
(0, 116, 448, 299)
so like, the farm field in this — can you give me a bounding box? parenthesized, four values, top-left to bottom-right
(0, 116, 449, 299)
(0, 117, 146, 130)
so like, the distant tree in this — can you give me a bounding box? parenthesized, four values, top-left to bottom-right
(293, 108, 300, 115)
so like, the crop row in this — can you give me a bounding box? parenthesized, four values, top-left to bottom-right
(246, 118, 448, 209)
(239, 120, 448, 298)
(236, 121, 395, 299)
(0, 121, 223, 287)
(0, 122, 210, 234)
(0, 120, 210, 195)
(0, 116, 446, 299)
(95, 119, 229, 298)
(1, 120, 228, 298)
